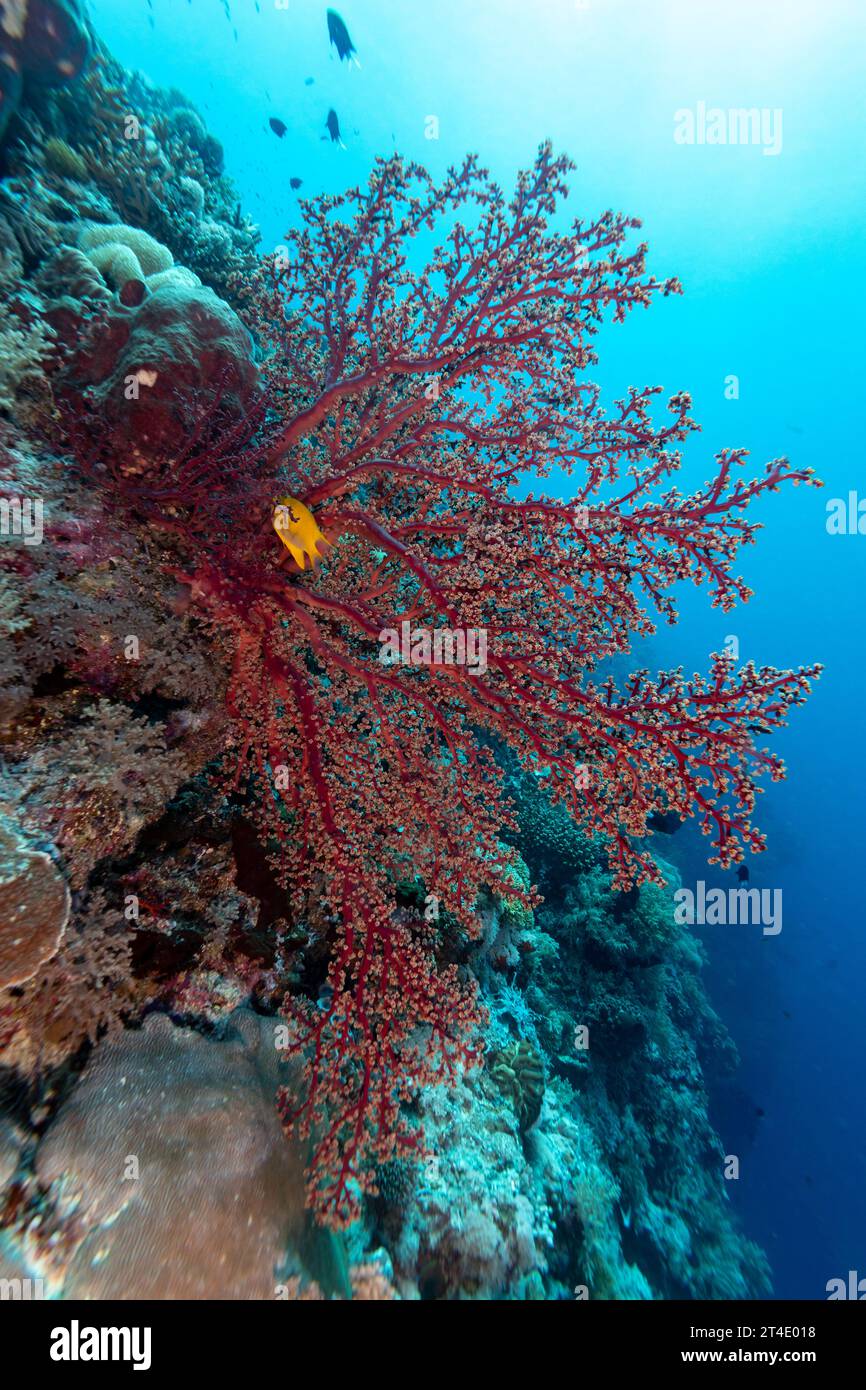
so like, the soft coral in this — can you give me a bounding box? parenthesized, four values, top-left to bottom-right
(68, 144, 820, 1224)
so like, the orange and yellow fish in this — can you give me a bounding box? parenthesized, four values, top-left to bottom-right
(272, 495, 330, 570)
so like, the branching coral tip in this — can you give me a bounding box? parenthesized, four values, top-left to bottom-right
(272, 495, 330, 570)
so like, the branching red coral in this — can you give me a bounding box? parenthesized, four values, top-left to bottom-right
(69, 143, 820, 1225)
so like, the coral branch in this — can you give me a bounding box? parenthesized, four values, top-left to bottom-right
(70, 143, 820, 1225)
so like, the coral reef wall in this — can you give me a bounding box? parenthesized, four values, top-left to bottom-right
(0, 15, 772, 1301)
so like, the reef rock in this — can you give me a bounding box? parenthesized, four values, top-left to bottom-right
(36, 1009, 346, 1299)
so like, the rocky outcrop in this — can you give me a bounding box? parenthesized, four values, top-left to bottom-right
(36, 1009, 349, 1299)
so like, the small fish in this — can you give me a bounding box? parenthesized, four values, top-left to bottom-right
(327, 9, 360, 66)
(273, 496, 330, 570)
(736, 863, 750, 884)
(323, 108, 345, 147)
(317, 983, 334, 1012)
(748, 723, 772, 736)
(290, 177, 303, 190)
(269, 117, 287, 138)
(304, 77, 315, 86)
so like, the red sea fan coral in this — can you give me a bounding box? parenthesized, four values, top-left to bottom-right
(70, 144, 820, 1225)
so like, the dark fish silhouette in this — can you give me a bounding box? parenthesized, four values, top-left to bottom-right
(290, 177, 303, 190)
(324, 108, 345, 147)
(305, 77, 315, 86)
(647, 810, 681, 835)
(269, 117, 287, 138)
(736, 863, 750, 883)
(327, 9, 359, 65)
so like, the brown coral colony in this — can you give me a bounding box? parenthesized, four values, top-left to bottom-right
(0, 1, 821, 1306)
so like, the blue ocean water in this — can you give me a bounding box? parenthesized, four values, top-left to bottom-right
(86, 0, 866, 1298)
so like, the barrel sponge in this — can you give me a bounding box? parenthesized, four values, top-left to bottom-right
(43, 135, 87, 181)
(76, 279, 258, 467)
(0, 818, 70, 989)
(11, 0, 91, 85)
(79, 222, 173, 278)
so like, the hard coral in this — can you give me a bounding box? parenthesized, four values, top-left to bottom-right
(0, 297, 55, 428)
(0, 0, 90, 141)
(489, 1040, 545, 1132)
(6, 0, 91, 85)
(166, 106, 224, 178)
(79, 221, 173, 278)
(42, 135, 86, 181)
(0, 814, 69, 987)
(34, 1010, 344, 1298)
(70, 278, 258, 470)
(76, 223, 205, 303)
(0, 888, 136, 1073)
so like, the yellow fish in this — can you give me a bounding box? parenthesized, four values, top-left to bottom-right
(272, 495, 329, 570)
